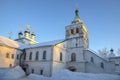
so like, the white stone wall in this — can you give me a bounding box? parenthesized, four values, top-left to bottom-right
(84, 49, 115, 74)
(24, 46, 53, 76)
(109, 57, 120, 74)
(25, 61, 52, 77)
(14, 50, 23, 66)
(52, 42, 66, 75)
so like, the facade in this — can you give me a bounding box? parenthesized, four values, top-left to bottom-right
(0, 8, 120, 77)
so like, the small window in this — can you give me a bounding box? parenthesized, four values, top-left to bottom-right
(76, 28, 79, 33)
(60, 52, 62, 61)
(9, 64, 12, 67)
(17, 54, 19, 59)
(6, 53, 9, 58)
(32, 69, 34, 73)
(70, 29, 74, 35)
(36, 51, 39, 60)
(11, 54, 14, 59)
(90, 57, 94, 63)
(100, 62, 104, 69)
(40, 70, 43, 75)
(29, 52, 32, 60)
(71, 53, 76, 61)
(43, 51, 46, 59)
(115, 64, 119, 66)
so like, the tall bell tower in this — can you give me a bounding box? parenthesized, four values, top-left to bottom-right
(65, 7, 89, 72)
(65, 7, 89, 48)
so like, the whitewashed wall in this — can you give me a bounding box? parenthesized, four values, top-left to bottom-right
(24, 46, 53, 77)
(84, 49, 115, 74)
(52, 42, 66, 75)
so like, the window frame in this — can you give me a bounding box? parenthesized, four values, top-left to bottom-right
(60, 52, 62, 61)
(43, 51, 46, 59)
(71, 53, 76, 61)
(29, 52, 32, 60)
(35, 51, 39, 60)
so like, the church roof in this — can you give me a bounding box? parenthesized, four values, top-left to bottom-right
(24, 39, 65, 49)
(0, 36, 19, 48)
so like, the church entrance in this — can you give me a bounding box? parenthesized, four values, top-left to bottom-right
(68, 66, 76, 72)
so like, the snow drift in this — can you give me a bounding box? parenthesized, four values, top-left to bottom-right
(0, 66, 25, 80)
(0, 67, 120, 80)
(28, 74, 49, 80)
(51, 70, 120, 80)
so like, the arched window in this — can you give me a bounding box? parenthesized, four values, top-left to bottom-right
(100, 62, 104, 69)
(71, 53, 76, 61)
(35, 51, 39, 60)
(60, 52, 62, 61)
(90, 57, 94, 63)
(29, 52, 32, 60)
(76, 28, 79, 33)
(43, 51, 46, 59)
(70, 29, 74, 35)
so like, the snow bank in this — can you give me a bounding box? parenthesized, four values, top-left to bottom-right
(0, 68, 120, 80)
(51, 70, 120, 80)
(28, 74, 49, 80)
(3, 66, 25, 79)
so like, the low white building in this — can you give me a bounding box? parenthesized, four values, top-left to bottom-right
(0, 8, 120, 77)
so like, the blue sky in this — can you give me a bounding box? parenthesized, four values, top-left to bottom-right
(0, 0, 120, 52)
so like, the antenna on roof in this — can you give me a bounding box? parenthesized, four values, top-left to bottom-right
(8, 32, 13, 39)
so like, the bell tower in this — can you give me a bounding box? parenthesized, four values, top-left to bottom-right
(66, 7, 89, 72)
(65, 7, 89, 48)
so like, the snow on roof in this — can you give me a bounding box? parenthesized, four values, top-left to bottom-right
(0, 36, 19, 48)
(24, 39, 65, 49)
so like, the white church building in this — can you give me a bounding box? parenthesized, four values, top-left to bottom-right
(0, 8, 120, 77)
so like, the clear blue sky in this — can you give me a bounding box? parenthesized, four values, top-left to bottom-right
(0, 0, 120, 52)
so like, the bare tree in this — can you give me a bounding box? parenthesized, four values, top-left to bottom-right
(117, 49, 120, 56)
(98, 48, 109, 57)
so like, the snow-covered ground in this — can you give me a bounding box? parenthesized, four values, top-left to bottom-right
(0, 66, 120, 80)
